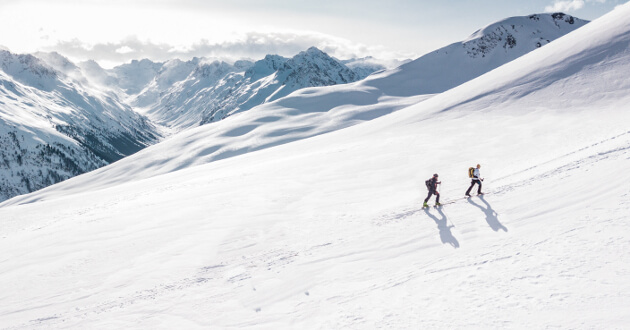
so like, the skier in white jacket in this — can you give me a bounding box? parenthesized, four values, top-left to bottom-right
(466, 164, 484, 197)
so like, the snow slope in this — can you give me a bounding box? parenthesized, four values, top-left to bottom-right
(2, 84, 428, 199)
(1, 5, 630, 330)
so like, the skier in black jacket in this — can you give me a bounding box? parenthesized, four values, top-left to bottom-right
(423, 173, 441, 207)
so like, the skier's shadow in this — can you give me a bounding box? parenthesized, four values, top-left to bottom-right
(467, 195, 507, 232)
(423, 207, 459, 248)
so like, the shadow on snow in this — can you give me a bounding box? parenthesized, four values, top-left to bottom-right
(423, 207, 460, 248)
(467, 195, 508, 232)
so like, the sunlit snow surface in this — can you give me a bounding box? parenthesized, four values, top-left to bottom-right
(1, 5, 630, 329)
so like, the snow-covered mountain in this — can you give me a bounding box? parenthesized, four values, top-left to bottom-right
(128, 47, 377, 130)
(0, 51, 159, 202)
(110, 58, 165, 95)
(341, 56, 398, 79)
(1, 3, 629, 329)
(363, 12, 588, 96)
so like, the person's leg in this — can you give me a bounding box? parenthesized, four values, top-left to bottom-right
(435, 192, 440, 204)
(466, 180, 475, 196)
(477, 180, 483, 194)
(424, 190, 433, 203)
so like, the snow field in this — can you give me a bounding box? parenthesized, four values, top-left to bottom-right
(1, 3, 630, 329)
(0, 100, 629, 328)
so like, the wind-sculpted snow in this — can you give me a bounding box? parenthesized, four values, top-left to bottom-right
(1, 4, 630, 329)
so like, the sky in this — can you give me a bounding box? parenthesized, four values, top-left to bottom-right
(0, 0, 625, 68)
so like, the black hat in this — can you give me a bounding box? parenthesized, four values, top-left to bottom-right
(433, 173, 439, 177)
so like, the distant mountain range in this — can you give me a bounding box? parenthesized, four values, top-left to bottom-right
(0, 13, 587, 202)
(118, 47, 389, 130)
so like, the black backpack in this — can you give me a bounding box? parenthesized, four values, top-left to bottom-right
(425, 179, 432, 190)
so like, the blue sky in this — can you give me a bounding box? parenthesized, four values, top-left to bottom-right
(0, 0, 625, 67)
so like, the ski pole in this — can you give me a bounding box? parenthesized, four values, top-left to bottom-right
(441, 181, 455, 227)
(439, 203, 455, 227)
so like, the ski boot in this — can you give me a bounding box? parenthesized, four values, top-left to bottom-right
(434, 202, 442, 207)
(423, 202, 429, 208)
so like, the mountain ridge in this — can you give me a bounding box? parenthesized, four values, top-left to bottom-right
(362, 12, 588, 96)
(133, 46, 376, 129)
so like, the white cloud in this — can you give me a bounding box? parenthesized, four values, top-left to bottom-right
(115, 46, 134, 54)
(544, 0, 607, 13)
(43, 32, 408, 68)
(545, 0, 586, 12)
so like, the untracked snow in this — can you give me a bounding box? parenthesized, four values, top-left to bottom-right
(1, 5, 630, 330)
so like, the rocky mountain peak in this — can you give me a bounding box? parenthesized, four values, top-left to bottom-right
(279, 47, 359, 87)
(245, 54, 288, 80)
(193, 61, 236, 79)
(461, 13, 588, 58)
(34, 52, 78, 73)
(0, 50, 59, 91)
